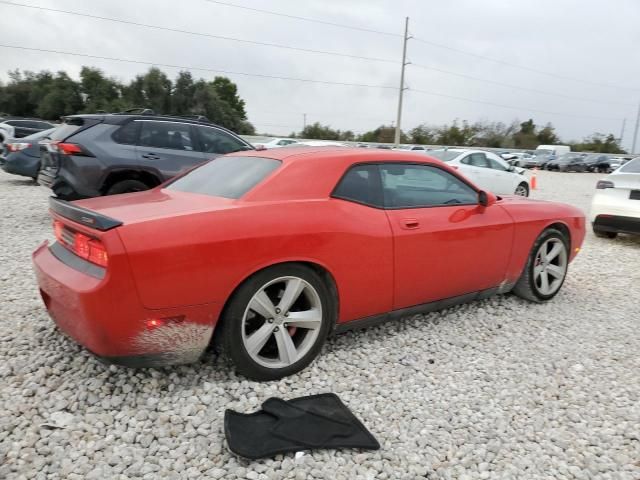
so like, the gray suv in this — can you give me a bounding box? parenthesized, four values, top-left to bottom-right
(37, 113, 254, 199)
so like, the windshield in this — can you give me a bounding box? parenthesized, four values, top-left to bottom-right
(428, 149, 464, 161)
(619, 158, 640, 173)
(166, 156, 281, 198)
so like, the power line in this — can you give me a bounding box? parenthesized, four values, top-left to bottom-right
(0, 0, 397, 64)
(411, 36, 639, 92)
(409, 88, 623, 122)
(202, 0, 400, 37)
(410, 62, 631, 108)
(0, 44, 398, 89)
(199, 0, 638, 93)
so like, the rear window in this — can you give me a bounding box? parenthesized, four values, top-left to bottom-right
(49, 117, 99, 141)
(620, 158, 640, 173)
(428, 149, 464, 161)
(166, 156, 281, 199)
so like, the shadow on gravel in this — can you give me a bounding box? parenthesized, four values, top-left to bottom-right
(2, 178, 38, 187)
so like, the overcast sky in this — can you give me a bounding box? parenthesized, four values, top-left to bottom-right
(1, 0, 639, 150)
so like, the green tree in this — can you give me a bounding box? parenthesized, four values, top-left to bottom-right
(536, 123, 559, 145)
(171, 71, 196, 115)
(79, 67, 124, 113)
(571, 133, 625, 154)
(435, 120, 477, 146)
(299, 122, 340, 140)
(409, 124, 436, 144)
(141, 67, 172, 113)
(36, 72, 83, 119)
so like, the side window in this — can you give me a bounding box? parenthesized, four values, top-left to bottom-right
(197, 126, 247, 154)
(139, 121, 194, 151)
(332, 164, 382, 207)
(112, 121, 140, 145)
(469, 153, 489, 168)
(487, 157, 508, 171)
(380, 164, 477, 208)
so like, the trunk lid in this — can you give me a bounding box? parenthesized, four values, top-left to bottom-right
(73, 188, 236, 225)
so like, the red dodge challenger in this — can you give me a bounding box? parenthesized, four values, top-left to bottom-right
(33, 148, 585, 380)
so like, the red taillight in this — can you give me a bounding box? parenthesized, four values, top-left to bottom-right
(52, 220, 108, 267)
(7, 142, 30, 152)
(57, 142, 84, 155)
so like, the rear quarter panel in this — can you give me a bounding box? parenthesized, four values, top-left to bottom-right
(117, 199, 394, 324)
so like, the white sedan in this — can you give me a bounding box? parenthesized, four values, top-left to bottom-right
(252, 138, 299, 149)
(428, 149, 530, 196)
(590, 157, 640, 239)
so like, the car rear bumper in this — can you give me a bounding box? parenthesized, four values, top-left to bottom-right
(2, 153, 40, 178)
(593, 215, 640, 235)
(33, 240, 217, 366)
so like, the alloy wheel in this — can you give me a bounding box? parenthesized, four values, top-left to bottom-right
(515, 184, 529, 196)
(533, 238, 568, 296)
(241, 276, 323, 368)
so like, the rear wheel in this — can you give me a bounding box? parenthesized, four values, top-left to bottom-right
(593, 228, 617, 239)
(513, 229, 569, 302)
(106, 179, 150, 195)
(220, 264, 334, 380)
(514, 182, 529, 197)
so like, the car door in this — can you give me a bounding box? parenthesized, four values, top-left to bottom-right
(380, 162, 514, 309)
(195, 125, 252, 157)
(485, 153, 517, 194)
(137, 120, 206, 179)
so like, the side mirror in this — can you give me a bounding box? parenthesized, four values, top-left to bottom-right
(507, 165, 515, 172)
(255, 144, 266, 151)
(478, 190, 497, 207)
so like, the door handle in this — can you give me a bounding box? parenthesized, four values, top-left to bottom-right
(402, 218, 420, 229)
(142, 153, 160, 159)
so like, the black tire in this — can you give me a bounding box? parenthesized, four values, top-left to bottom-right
(593, 229, 617, 239)
(515, 182, 529, 197)
(512, 228, 570, 303)
(106, 179, 150, 195)
(219, 263, 334, 381)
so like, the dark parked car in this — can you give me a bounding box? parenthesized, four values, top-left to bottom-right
(0, 118, 56, 143)
(37, 112, 254, 199)
(1, 128, 57, 179)
(546, 154, 588, 172)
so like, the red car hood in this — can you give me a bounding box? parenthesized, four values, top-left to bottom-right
(73, 188, 236, 224)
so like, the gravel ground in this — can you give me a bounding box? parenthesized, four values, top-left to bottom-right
(1, 169, 639, 480)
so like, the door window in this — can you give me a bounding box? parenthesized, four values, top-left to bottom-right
(196, 126, 248, 154)
(487, 157, 508, 171)
(380, 164, 477, 208)
(332, 164, 382, 207)
(139, 121, 195, 151)
(112, 121, 140, 145)
(461, 153, 489, 168)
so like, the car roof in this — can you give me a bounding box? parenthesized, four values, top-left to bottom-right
(240, 146, 447, 164)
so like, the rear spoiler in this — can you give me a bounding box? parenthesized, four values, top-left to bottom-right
(49, 197, 122, 231)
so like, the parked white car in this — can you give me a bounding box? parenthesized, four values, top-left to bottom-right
(393, 144, 427, 152)
(428, 148, 530, 196)
(590, 157, 640, 239)
(252, 138, 298, 149)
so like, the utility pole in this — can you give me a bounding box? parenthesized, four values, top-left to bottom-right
(619, 118, 626, 145)
(303, 113, 307, 131)
(394, 17, 410, 147)
(632, 102, 640, 154)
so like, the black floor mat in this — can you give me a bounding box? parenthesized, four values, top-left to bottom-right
(224, 393, 380, 459)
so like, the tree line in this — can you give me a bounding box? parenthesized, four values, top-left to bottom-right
(293, 119, 626, 154)
(0, 67, 256, 134)
(0, 66, 625, 153)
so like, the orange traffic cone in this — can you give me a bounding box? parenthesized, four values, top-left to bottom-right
(531, 167, 538, 190)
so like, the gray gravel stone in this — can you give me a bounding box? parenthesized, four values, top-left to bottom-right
(1, 169, 639, 479)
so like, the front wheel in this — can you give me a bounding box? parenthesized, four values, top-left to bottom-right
(514, 182, 529, 197)
(512, 229, 569, 302)
(220, 264, 334, 380)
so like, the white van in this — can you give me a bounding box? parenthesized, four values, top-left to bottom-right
(535, 145, 571, 157)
